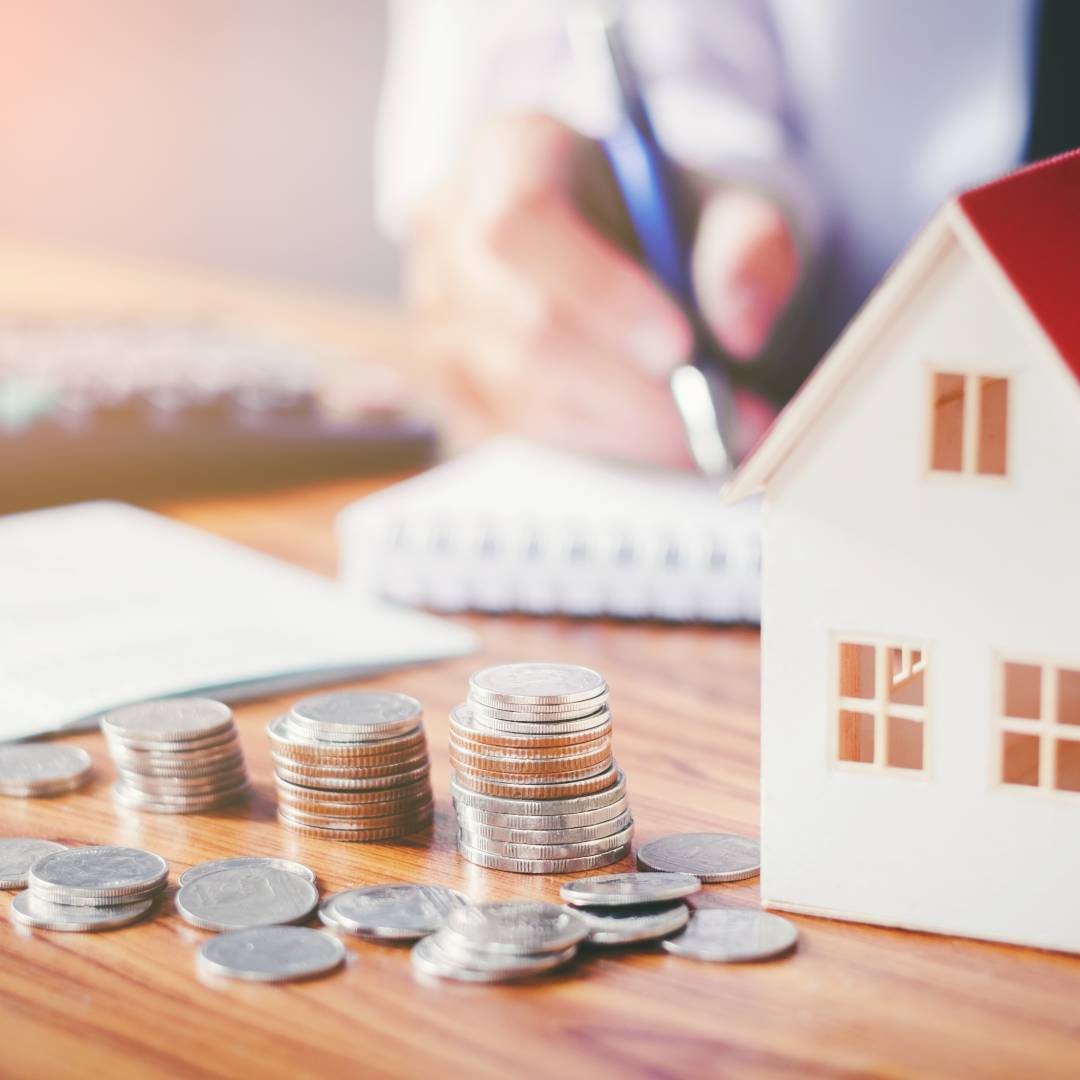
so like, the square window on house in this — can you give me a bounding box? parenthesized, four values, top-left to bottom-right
(1055, 740, 1080, 792)
(838, 642, 875, 699)
(1058, 668, 1080, 725)
(1001, 731, 1041, 786)
(886, 716, 923, 770)
(1003, 662, 1041, 719)
(929, 371, 1009, 477)
(838, 710, 874, 763)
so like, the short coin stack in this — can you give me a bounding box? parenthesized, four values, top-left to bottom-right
(269, 690, 434, 840)
(0, 745, 92, 798)
(11, 845, 168, 932)
(412, 901, 587, 983)
(102, 698, 249, 813)
(450, 663, 632, 872)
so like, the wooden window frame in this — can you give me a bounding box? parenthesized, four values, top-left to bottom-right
(925, 369, 1011, 479)
(832, 636, 930, 777)
(996, 657, 1080, 796)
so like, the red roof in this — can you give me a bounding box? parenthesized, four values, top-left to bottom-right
(958, 148, 1080, 381)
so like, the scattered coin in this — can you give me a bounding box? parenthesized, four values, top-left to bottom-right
(0, 744, 93, 797)
(29, 845, 169, 901)
(661, 909, 798, 962)
(573, 901, 691, 946)
(270, 691, 435, 841)
(560, 871, 702, 907)
(636, 833, 760, 883)
(103, 698, 249, 814)
(198, 926, 345, 983)
(411, 932, 575, 983)
(10, 890, 154, 932)
(178, 857, 316, 888)
(0, 839, 67, 890)
(444, 902, 588, 954)
(319, 884, 468, 940)
(175, 866, 319, 932)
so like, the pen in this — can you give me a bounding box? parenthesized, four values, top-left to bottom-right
(568, 3, 738, 477)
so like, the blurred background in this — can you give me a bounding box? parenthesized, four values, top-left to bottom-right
(1, 0, 399, 294)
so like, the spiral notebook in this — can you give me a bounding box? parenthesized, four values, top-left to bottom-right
(338, 438, 761, 623)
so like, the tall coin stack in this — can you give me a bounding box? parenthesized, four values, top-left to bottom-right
(269, 690, 434, 840)
(450, 663, 633, 873)
(103, 698, 249, 813)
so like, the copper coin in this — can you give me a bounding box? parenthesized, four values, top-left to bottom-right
(273, 775, 432, 804)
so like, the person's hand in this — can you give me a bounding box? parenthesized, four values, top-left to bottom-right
(406, 112, 800, 466)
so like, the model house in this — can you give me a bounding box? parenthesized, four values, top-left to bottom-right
(727, 149, 1080, 954)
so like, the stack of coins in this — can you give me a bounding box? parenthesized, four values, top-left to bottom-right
(10, 845, 168, 932)
(450, 663, 633, 872)
(411, 901, 586, 983)
(269, 690, 434, 840)
(102, 698, 249, 813)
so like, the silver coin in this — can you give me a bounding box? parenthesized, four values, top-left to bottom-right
(457, 840, 629, 875)
(278, 813, 434, 842)
(288, 691, 422, 739)
(470, 709, 614, 737)
(452, 797, 630, 832)
(469, 663, 606, 705)
(411, 932, 575, 983)
(450, 770, 626, 816)
(661, 908, 798, 962)
(179, 857, 316, 888)
(117, 767, 248, 793)
(0, 745, 92, 794)
(113, 782, 250, 814)
(104, 729, 237, 754)
(319, 884, 468, 940)
(268, 713, 424, 754)
(468, 697, 610, 721)
(29, 845, 169, 899)
(273, 763, 430, 792)
(0, 839, 67, 890)
(636, 833, 760, 883)
(10, 889, 153, 932)
(445, 902, 588, 954)
(573, 901, 690, 946)
(560, 871, 702, 907)
(458, 810, 634, 846)
(449, 704, 612, 747)
(274, 775, 432, 805)
(458, 822, 634, 862)
(101, 698, 233, 743)
(175, 866, 319, 932)
(198, 926, 345, 982)
(111, 746, 244, 777)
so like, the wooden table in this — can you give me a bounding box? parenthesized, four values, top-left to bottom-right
(2, 246, 1079, 1078)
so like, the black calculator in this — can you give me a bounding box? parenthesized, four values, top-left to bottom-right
(0, 315, 435, 511)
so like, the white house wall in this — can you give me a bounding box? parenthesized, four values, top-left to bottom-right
(759, 231, 1080, 952)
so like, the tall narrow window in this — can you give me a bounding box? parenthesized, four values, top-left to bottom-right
(929, 371, 1009, 477)
(836, 640, 927, 772)
(999, 660, 1080, 793)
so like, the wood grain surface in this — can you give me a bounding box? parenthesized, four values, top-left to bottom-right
(2, 245, 1078, 1078)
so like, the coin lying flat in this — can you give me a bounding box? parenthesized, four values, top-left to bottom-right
(453, 798, 630, 832)
(0, 745, 93, 797)
(469, 663, 606, 705)
(0, 839, 67, 890)
(411, 932, 575, 983)
(320, 884, 468, 940)
(560, 871, 702, 907)
(445, 902, 588, 955)
(29, 846, 169, 900)
(175, 866, 319, 932)
(198, 926, 345, 982)
(178, 857, 316, 889)
(10, 889, 154, 932)
(636, 833, 760, 883)
(101, 698, 234, 743)
(267, 714, 425, 762)
(449, 704, 612, 748)
(288, 691, 423, 741)
(573, 901, 691, 946)
(450, 770, 626, 816)
(456, 841, 629, 876)
(460, 810, 634, 846)
(661, 909, 798, 962)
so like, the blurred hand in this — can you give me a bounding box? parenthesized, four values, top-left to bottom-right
(406, 113, 799, 466)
